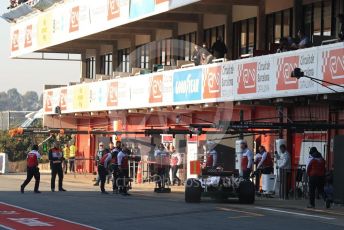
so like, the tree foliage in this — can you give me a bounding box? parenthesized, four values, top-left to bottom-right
(0, 88, 42, 112)
(0, 131, 32, 161)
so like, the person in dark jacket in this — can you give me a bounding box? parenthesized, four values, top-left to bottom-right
(192, 45, 201, 66)
(211, 36, 228, 59)
(49, 142, 66, 192)
(338, 14, 344, 41)
(307, 147, 326, 208)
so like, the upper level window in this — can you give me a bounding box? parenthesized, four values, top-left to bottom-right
(156, 39, 172, 65)
(303, 0, 333, 38)
(100, 53, 112, 76)
(118, 48, 130, 72)
(136, 44, 150, 69)
(266, 8, 293, 47)
(203, 25, 225, 51)
(233, 18, 257, 59)
(178, 32, 196, 61)
(86, 57, 95, 79)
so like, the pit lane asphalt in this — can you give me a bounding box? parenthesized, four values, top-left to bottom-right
(1, 174, 343, 230)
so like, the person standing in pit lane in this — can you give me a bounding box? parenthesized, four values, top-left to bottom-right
(49, 142, 66, 192)
(240, 140, 254, 180)
(20, 145, 42, 194)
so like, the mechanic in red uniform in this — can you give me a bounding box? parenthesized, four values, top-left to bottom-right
(240, 140, 254, 180)
(256, 146, 274, 174)
(20, 145, 41, 194)
(307, 147, 326, 208)
(98, 148, 112, 194)
(118, 146, 130, 195)
(49, 142, 66, 192)
(205, 141, 218, 168)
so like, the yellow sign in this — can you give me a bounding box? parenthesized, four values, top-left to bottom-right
(73, 85, 90, 110)
(37, 13, 53, 47)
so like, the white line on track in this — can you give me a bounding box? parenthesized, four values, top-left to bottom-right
(0, 201, 101, 230)
(255, 207, 336, 220)
(0, 224, 15, 230)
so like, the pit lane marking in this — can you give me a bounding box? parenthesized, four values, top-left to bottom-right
(217, 207, 264, 217)
(256, 207, 335, 220)
(0, 202, 100, 230)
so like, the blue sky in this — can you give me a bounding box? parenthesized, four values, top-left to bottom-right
(0, 2, 80, 94)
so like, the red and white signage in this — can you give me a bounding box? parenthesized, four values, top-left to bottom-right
(107, 0, 120, 20)
(203, 66, 221, 99)
(149, 74, 163, 103)
(69, 6, 80, 33)
(59, 89, 68, 111)
(24, 25, 32, 48)
(11, 30, 19, 52)
(44, 90, 53, 113)
(276, 56, 299, 90)
(0, 202, 97, 230)
(323, 47, 344, 86)
(238, 62, 257, 94)
(107, 81, 118, 107)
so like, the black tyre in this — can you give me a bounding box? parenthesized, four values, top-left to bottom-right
(185, 178, 202, 203)
(239, 180, 255, 204)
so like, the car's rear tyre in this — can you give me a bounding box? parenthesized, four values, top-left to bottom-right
(239, 180, 255, 204)
(185, 178, 202, 203)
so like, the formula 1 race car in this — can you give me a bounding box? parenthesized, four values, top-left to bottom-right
(185, 168, 255, 204)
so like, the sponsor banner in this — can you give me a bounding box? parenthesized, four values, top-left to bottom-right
(89, 82, 107, 111)
(162, 72, 174, 104)
(149, 74, 163, 103)
(203, 65, 221, 99)
(130, 0, 155, 19)
(173, 68, 202, 102)
(275, 48, 318, 97)
(107, 81, 119, 107)
(129, 77, 149, 108)
(73, 85, 90, 111)
(320, 43, 344, 93)
(221, 62, 236, 100)
(42, 42, 344, 115)
(237, 61, 257, 95)
(10, 0, 200, 57)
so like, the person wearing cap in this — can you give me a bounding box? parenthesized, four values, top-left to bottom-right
(20, 145, 41, 194)
(307, 147, 326, 208)
(49, 142, 66, 192)
(240, 140, 254, 180)
(94, 142, 106, 186)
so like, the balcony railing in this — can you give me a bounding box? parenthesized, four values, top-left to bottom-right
(2, 0, 62, 21)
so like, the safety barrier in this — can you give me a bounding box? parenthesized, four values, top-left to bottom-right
(277, 166, 308, 200)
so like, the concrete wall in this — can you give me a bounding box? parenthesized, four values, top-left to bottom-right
(178, 22, 197, 35)
(135, 35, 151, 46)
(156, 29, 172, 40)
(203, 14, 226, 29)
(233, 5, 258, 22)
(265, 0, 293, 14)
